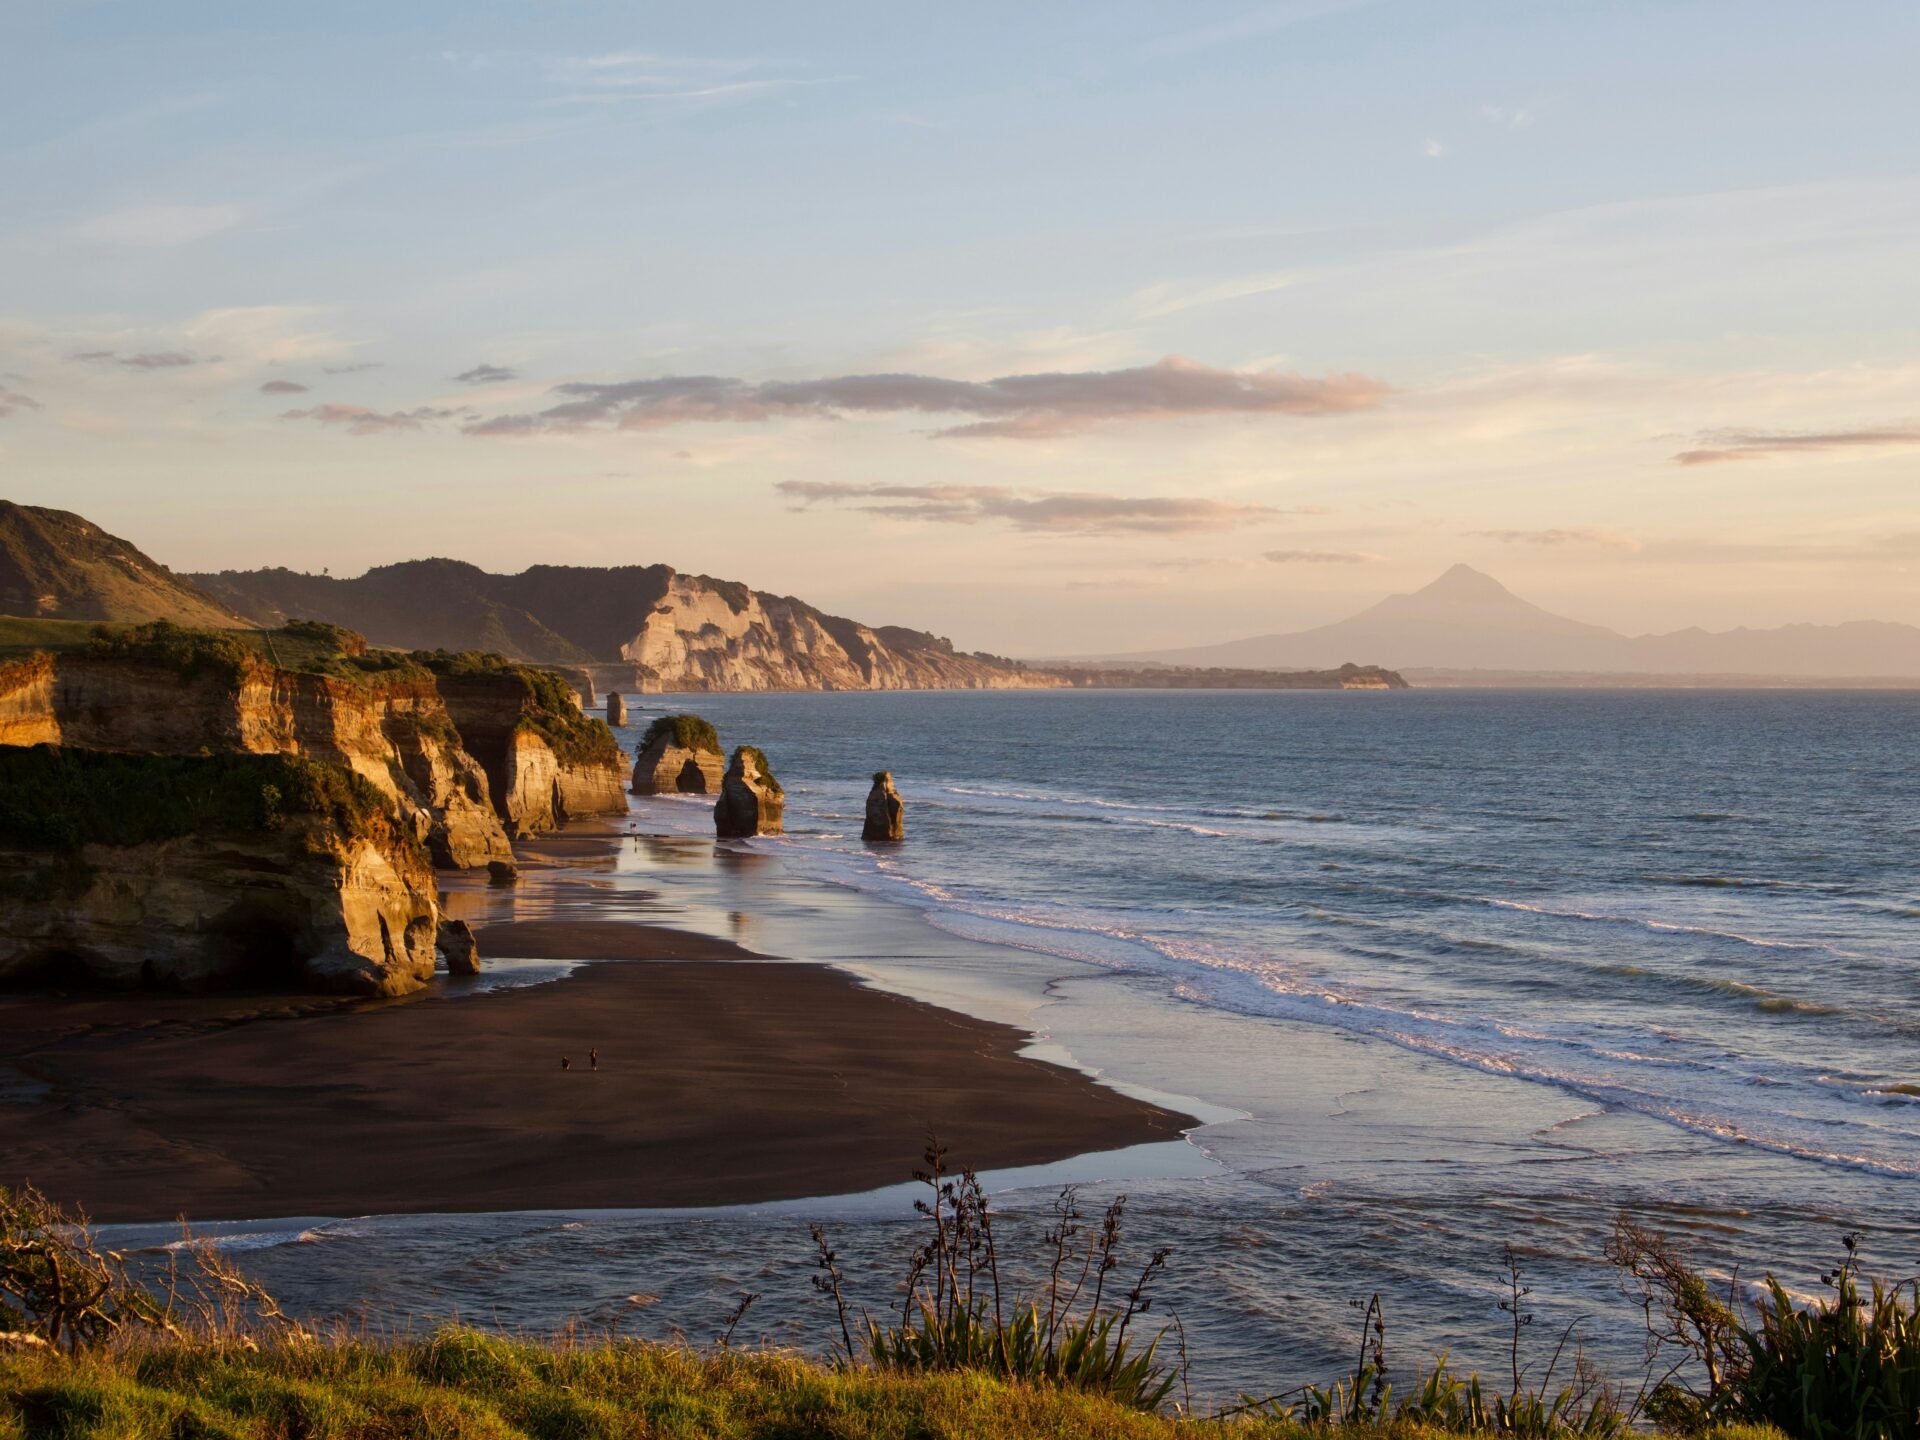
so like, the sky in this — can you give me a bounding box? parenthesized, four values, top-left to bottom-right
(3, 0, 1918, 655)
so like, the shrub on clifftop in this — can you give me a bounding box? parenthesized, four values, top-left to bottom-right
(84, 620, 253, 684)
(641, 713, 722, 756)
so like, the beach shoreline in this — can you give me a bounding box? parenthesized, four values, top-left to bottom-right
(0, 893, 1191, 1225)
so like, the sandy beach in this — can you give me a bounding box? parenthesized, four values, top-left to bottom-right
(0, 914, 1188, 1224)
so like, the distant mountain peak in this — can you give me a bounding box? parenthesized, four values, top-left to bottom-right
(1414, 563, 1522, 604)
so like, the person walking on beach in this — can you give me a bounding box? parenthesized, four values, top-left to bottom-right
(589, 1047, 599, 1071)
(561, 1056, 571, 1071)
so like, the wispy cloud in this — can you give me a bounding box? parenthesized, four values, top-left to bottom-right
(1264, 548, 1377, 563)
(1422, 138, 1446, 159)
(259, 379, 308, 395)
(74, 202, 243, 247)
(777, 480, 1280, 535)
(73, 350, 215, 370)
(1673, 426, 1920, 466)
(1474, 527, 1642, 550)
(514, 48, 848, 111)
(281, 403, 459, 436)
(454, 363, 517, 384)
(322, 361, 382, 375)
(1132, 271, 1303, 319)
(0, 388, 41, 419)
(469, 356, 1388, 440)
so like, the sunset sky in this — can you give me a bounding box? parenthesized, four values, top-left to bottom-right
(4, 1, 1917, 654)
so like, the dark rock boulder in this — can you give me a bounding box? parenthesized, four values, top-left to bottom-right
(863, 770, 905, 842)
(436, 918, 481, 976)
(713, 745, 784, 837)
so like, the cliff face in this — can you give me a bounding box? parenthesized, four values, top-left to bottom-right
(0, 751, 439, 996)
(197, 559, 1054, 692)
(2, 653, 515, 869)
(619, 575, 1050, 692)
(425, 666, 628, 838)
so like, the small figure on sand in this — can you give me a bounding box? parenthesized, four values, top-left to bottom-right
(561, 1056, 571, 1071)
(589, 1047, 599, 1071)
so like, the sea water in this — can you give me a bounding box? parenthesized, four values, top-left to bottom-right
(129, 689, 1920, 1402)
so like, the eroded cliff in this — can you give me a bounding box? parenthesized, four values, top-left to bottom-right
(0, 749, 438, 996)
(1, 628, 514, 869)
(418, 653, 628, 837)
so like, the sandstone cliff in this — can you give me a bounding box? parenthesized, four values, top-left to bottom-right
(196, 559, 1057, 692)
(0, 628, 515, 869)
(0, 749, 438, 996)
(418, 653, 628, 837)
(630, 713, 726, 795)
(0, 624, 630, 858)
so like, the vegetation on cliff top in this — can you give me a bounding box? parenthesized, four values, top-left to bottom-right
(3, 617, 430, 688)
(732, 744, 783, 794)
(641, 713, 721, 755)
(414, 650, 624, 769)
(84, 620, 257, 684)
(0, 747, 412, 859)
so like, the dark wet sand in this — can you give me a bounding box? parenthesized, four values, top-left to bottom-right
(0, 920, 1188, 1223)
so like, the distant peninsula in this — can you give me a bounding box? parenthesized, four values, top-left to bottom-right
(1047, 662, 1406, 690)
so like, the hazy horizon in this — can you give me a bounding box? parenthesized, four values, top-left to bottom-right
(5, 2, 1918, 653)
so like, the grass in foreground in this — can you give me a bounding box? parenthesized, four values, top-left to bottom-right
(0, 1335, 1794, 1440)
(1, 1172, 1909, 1439)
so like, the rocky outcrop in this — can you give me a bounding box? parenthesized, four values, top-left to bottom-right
(606, 692, 627, 726)
(0, 750, 440, 997)
(436, 918, 480, 976)
(713, 746, 784, 838)
(863, 771, 905, 842)
(426, 662, 628, 839)
(630, 713, 725, 795)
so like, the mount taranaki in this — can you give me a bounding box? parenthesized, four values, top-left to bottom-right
(1119, 564, 1920, 679)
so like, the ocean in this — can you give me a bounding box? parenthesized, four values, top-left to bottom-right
(128, 689, 1920, 1403)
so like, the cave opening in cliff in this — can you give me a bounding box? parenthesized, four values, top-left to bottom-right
(213, 911, 309, 989)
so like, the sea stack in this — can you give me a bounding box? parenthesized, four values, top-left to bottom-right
(713, 745, 784, 837)
(632, 713, 726, 795)
(436, 918, 481, 976)
(607, 692, 628, 726)
(863, 770, 905, 841)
